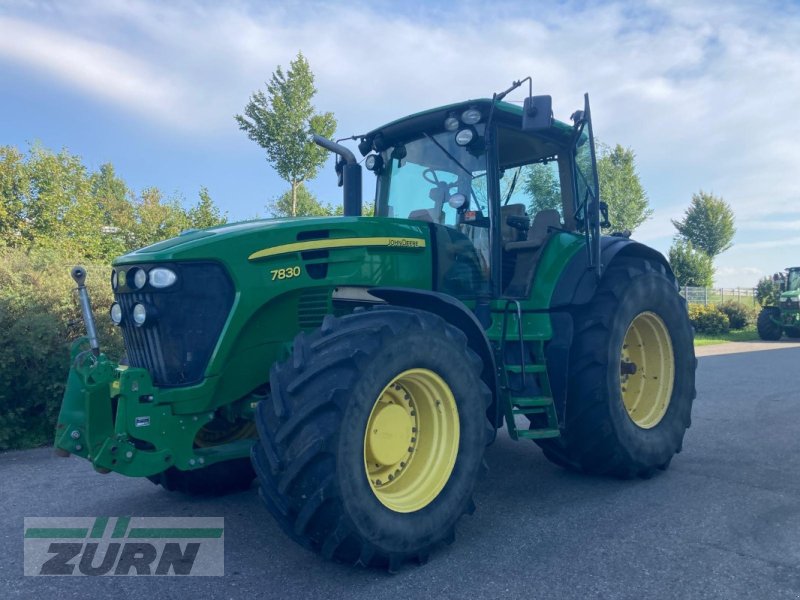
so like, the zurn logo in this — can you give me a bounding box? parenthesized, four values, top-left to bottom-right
(24, 517, 224, 576)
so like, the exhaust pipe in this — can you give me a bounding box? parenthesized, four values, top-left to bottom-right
(312, 134, 362, 217)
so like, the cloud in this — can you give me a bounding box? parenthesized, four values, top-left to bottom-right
(1, 0, 799, 277)
(0, 14, 190, 127)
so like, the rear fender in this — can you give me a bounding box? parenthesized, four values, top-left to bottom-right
(550, 237, 673, 308)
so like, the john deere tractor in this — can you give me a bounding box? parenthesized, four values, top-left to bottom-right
(757, 267, 800, 340)
(56, 79, 696, 570)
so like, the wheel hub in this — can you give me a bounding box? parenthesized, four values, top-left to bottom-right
(367, 402, 414, 467)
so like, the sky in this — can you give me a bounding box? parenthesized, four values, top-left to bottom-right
(1, 0, 799, 287)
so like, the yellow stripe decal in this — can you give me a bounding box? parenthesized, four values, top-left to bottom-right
(248, 237, 427, 261)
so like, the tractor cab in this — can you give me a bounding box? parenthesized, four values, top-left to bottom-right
(784, 267, 800, 293)
(358, 93, 602, 300)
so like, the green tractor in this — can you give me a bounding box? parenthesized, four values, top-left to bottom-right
(56, 79, 696, 570)
(757, 267, 800, 340)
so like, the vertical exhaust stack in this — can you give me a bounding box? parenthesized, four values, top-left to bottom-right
(312, 135, 362, 217)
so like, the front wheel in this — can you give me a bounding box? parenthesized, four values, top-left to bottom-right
(251, 306, 492, 570)
(537, 258, 696, 478)
(757, 307, 783, 341)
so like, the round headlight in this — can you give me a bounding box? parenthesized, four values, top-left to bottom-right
(130, 268, 147, 290)
(455, 128, 474, 146)
(444, 116, 460, 131)
(132, 303, 147, 326)
(448, 193, 467, 209)
(110, 303, 122, 325)
(111, 270, 118, 290)
(461, 108, 481, 125)
(149, 267, 177, 288)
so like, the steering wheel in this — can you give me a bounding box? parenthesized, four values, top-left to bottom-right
(422, 168, 440, 185)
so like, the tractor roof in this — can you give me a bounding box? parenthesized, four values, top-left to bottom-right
(360, 98, 576, 156)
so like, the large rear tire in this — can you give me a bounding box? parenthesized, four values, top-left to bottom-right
(148, 457, 255, 495)
(536, 258, 696, 478)
(148, 419, 256, 495)
(251, 306, 492, 570)
(784, 326, 800, 339)
(757, 307, 783, 341)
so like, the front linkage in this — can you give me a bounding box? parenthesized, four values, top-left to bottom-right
(54, 268, 250, 477)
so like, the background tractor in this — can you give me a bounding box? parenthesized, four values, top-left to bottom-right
(757, 266, 800, 340)
(57, 79, 696, 570)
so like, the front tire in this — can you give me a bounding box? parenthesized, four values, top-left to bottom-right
(251, 306, 492, 570)
(537, 258, 696, 478)
(757, 307, 783, 341)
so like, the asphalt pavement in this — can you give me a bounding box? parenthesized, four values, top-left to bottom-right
(2, 342, 800, 599)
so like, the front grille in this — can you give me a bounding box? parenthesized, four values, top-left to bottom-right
(115, 262, 234, 387)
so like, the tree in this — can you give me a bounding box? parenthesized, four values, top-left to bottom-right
(188, 187, 227, 229)
(235, 52, 337, 217)
(523, 162, 562, 215)
(671, 191, 735, 257)
(597, 143, 652, 234)
(268, 183, 337, 217)
(131, 188, 189, 248)
(668, 239, 714, 287)
(0, 146, 29, 247)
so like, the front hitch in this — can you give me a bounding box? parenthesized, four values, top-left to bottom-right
(71, 266, 101, 356)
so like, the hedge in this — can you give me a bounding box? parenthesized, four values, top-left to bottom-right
(0, 248, 123, 450)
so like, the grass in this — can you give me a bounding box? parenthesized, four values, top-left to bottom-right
(693, 326, 759, 346)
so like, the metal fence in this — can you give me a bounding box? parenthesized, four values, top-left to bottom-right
(679, 286, 758, 307)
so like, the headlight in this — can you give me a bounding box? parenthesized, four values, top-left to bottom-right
(461, 108, 481, 124)
(364, 154, 384, 173)
(149, 267, 177, 288)
(130, 268, 147, 290)
(448, 193, 467, 209)
(455, 128, 474, 146)
(444, 115, 460, 131)
(132, 303, 147, 326)
(110, 303, 122, 325)
(111, 270, 118, 290)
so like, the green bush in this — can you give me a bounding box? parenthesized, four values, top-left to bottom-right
(718, 301, 754, 330)
(687, 303, 730, 335)
(755, 275, 782, 307)
(0, 248, 122, 450)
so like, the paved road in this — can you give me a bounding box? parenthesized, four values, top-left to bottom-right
(3, 344, 800, 599)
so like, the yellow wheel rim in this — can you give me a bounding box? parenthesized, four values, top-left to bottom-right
(364, 368, 460, 513)
(620, 312, 675, 429)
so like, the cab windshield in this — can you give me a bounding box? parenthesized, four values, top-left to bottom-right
(374, 126, 491, 282)
(788, 270, 800, 291)
(375, 125, 488, 224)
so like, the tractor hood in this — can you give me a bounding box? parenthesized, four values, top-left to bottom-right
(780, 289, 800, 301)
(113, 216, 429, 266)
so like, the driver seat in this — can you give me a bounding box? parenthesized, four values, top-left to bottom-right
(504, 209, 562, 298)
(505, 209, 561, 252)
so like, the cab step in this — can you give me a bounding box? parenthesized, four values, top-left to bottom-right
(504, 395, 560, 441)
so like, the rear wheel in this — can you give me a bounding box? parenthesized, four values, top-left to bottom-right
(148, 419, 256, 495)
(784, 326, 800, 339)
(757, 307, 783, 341)
(536, 258, 696, 478)
(251, 306, 492, 570)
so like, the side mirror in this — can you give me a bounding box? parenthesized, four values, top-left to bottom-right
(522, 95, 553, 131)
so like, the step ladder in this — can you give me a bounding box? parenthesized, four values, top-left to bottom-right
(500, 300, 560, 441)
